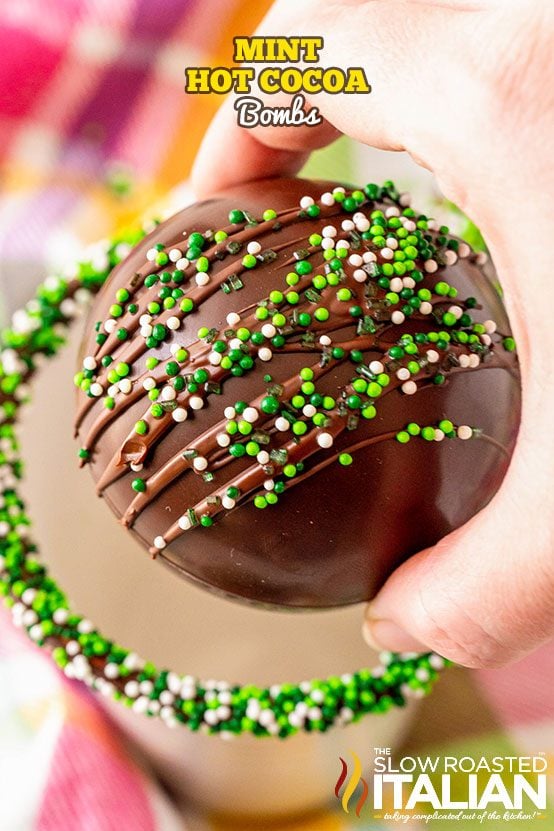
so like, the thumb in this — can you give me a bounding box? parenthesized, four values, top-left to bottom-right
(361, 425, 554, 669)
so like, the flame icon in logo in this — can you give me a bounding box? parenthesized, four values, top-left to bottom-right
(335, 750, 369, 817)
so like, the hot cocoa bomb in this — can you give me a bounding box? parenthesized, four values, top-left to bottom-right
(75, 178, 520, 609)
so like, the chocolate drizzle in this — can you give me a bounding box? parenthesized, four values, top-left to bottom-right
(74, 177, 521, 608)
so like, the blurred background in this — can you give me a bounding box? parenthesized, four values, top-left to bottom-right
(0, 1, 553, 830)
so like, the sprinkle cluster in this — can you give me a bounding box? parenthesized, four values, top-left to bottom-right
(0, 212, 457, 739)
(74, 182, 514, 558)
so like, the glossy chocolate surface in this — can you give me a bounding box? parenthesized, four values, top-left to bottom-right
(75, 178, 521, 608)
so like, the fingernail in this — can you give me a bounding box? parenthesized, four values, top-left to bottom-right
(362, 618, 427, 653)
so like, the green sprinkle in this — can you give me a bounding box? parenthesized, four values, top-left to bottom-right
(229, 209, 245, 224)
(295, 260, 312, 276)
(135, 420, 148, 436)
(132, 478, 146, 493)
(338, 453, 353, 466)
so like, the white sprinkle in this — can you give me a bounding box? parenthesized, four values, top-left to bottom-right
(424, 259, 438, 273)
(22, 609, 38, 627)
(341, 219, 355, 232)
(363, 251, 377, 263)
(321, 237, 335, 250)
(141, 324, 153, 337)
(444, 249, 458, 265)
(458, 425, 473, 440)
(169, 248, 182, 262)
(125, 681, 140, 698)
(396, 368, 411, 381)
(381, 247, 394, 260)
(176, 257, 188, 270)
(426, 350, 440, 364)
(195, 273, 209, 286)
(386, 236, 398, 250)
(448, 305, 463, 319)
(300, 195, 314, 209)
(167, 316, 180, 330)
(108, 384, 118, 396)
(216, 432, 230, 447)
(420, 301, 433, 315)
(348, 254, 363, 267)
(66, 640, 80, 656)
(226, 312, 241, 327)
(353, 269, 367, 283)
(161, 386, 176, 401)
(104, 319, 117, 334)
(222, 496, 235, 510)
(389, 277, 403, 293)
(258, 709, 275, 727)
(146, 247, 157, 261)
(90, 383, 103, 397)
(369, 360, 384, 374)
(355, 217, 370, 232)
(172, 408, 188, 423)
(429, 654, 445, 670)
(481, 334, 492, 346)
(143, 377, 156, 391)
(319, 335, 331, 346)
(203, 710, 219, 726)
(130, 463, 143, 472)
(484, 319, 497, 334)
(333, 186, 345, 194)
(322, 225, 337, 238)
(208, 351, 222, 366)
(178, 515, 192, 531)
(468, 353, 480, 368)
(391, 311, 405, 325)
(53, 608, 69, 625)
(78, 619, 94, 634)
(105, 663, 120, 680)
(275, 417, 289, 432)
(434, 429, 445, 442)
(242, 407, 258, 423)
(139, 679, 154, 695)
(385, 206, 400, 218)
(320, 191, 334, 206)
(224, 406, 236, 419)
(459, 354, 470, 368)
(228, 338, 242, 350)
(476, 251, 488, 265)
(261, 323, 276, 338)
(154, 536, 166, 550)
(258, 347, 272, 362)
(458, 242, 471, 258)
(317, 432, 334, 449)
(402, 380, 417, 395)
(83, 356, 97, 371)
(263, 479, 275, 491)
(118, 379, 132, 394)
(302, 404, 316, 417)
(257, 450, 270, 465)
(193, 456, 208, 472)
(189, 396, 204, 410)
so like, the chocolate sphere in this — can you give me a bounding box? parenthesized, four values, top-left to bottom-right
(75, 178, 520, 609)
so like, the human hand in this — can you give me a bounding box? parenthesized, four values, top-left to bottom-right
(192, 0, 554, 668)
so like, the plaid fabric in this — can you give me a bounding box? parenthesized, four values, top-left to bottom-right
(0, 2, 553, 829)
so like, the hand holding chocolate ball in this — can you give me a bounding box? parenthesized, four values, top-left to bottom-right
(192, 0, 554, 667)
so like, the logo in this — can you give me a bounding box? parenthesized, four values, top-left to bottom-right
(334, 749, 549, 823)
(335, 750, 369, 817)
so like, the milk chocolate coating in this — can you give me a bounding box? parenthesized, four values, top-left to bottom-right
(76, 178, 521, 609)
